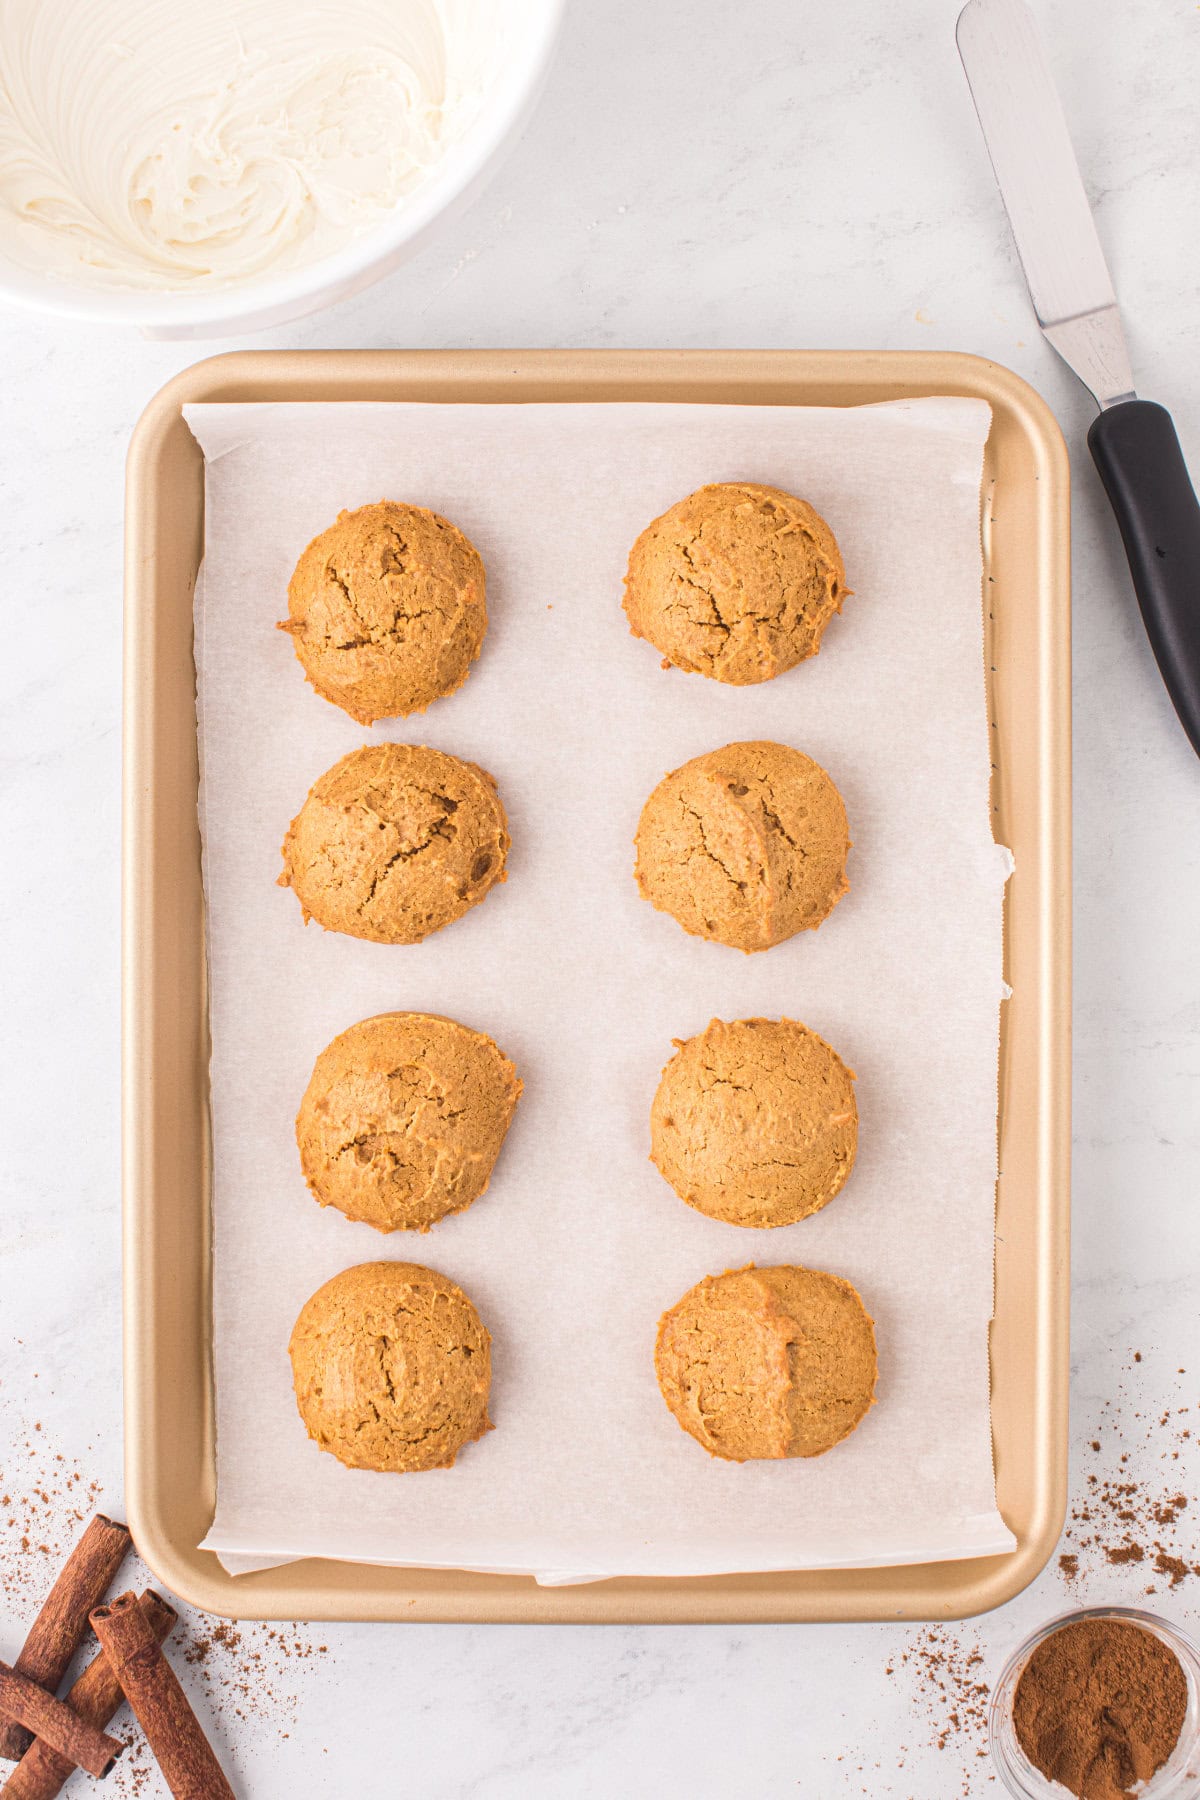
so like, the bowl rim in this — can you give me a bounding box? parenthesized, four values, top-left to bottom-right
(0, 0, 563, 329)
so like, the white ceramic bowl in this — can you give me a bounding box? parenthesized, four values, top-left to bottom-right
(0, 0, 562, 339)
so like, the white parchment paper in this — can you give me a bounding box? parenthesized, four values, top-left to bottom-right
(185, 398, 1016, 1582)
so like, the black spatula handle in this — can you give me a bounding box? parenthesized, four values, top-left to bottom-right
(1088, 399, 1200, 759)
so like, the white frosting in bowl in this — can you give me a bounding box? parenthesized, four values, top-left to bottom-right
(0, 0, 505, 291)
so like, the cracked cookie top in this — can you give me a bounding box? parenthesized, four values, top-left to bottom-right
(278, 742, 510, 944)
(279, 501, 487, 724)
(633, 739, 850, 953)
(622, 482, 847, 685)
(650, 1018, 857, 1228)
(654, 1264, 877, 1461)
(296, 1012, 522, 1233)
(288, 1261, 493, 1473)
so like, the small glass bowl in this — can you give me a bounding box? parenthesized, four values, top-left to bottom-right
(989, 1607, 1200, 1800)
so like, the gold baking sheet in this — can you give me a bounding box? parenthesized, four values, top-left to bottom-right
(123, 349, 1070, 1623)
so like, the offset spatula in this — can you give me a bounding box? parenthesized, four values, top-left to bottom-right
(957, 0, 1200, 758)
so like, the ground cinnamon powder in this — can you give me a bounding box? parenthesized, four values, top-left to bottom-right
(1012, 1619, 1187, 1800)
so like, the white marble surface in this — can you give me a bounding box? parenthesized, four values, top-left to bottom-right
(1, 0, 1199, 1793)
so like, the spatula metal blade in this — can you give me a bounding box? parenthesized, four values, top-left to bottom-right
(956, 0, 1135, 408)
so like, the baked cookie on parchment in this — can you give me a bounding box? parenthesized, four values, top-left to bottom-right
(296, 1012, 522, 1233)
(278, 742, 509, 944)
(622, 482, 847, 684)
(633, 739, 850, 952)
(650, 1017, 857, 1228)
(654, 1264, 877, 1462)
(280, 501, 486, 724)
(288, 1261, 493, 1472)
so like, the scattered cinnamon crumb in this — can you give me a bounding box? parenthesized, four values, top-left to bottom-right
(1153, 1552, 1194, 1588)
(884, 1628, 991, 1781)
(1059, 1354, 1199, 1592)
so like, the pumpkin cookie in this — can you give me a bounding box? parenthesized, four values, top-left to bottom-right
(651, 1018, 857, 1228)
(633, 740, 850, 952)
(654, 1264, 877, 1462)
(279, 501, 486, 724)
(278, 742, 509, 944)
(288, 1261, 493, 1472)
(287, 1260, 489, 1468)
(622, 482, 847, 684)
(297, 1013, 522, 1233)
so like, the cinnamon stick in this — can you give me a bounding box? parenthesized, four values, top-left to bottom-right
(0, 1664, 122, 1780)
(90, 1592, 235, 1800)
(6, 1591, 177, 1800)
(0, 1513, 130, 1759)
